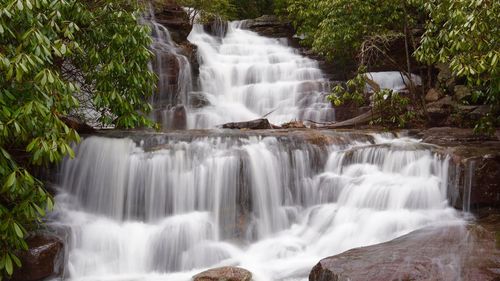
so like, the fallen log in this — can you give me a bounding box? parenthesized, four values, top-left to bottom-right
(220, 118, 274, 130)
(321, 109, 379, 128)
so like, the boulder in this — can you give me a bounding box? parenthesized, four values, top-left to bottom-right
(189, 92, 211, 108)
(221, 119, 274, 130)
(425, 88, 444, 102)
(426, 96, 455, 127)
(436, 62, 456, 91)
(454, 85, 472, 101)
(309, 223, 500, 281)
(11, 234, 64, 281)
(469, 105, 492, 120)
(193, 266, 252, 281)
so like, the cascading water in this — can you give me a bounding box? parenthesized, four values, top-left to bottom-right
(51, 132, 462, 281)
(142, 5, 193, 129)
(47, 8, 465, 281)
(186, 22, 334, 128)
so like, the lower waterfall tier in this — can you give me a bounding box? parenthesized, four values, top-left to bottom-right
(51, 131, 463, 281)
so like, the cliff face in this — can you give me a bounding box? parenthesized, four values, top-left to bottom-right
(153, 2, 199, 74)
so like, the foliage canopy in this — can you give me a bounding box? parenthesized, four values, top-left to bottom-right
(0, 0, 155, 278)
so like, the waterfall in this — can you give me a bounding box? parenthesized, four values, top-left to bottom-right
(142, 5, 193, 129)
(186, 22, 334, 128)
(47, 9, 465, 281)
(51, 132, 461, 281)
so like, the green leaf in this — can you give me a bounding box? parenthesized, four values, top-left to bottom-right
(32, 203, 45, 216)
(10, 254, 21, 268)
(5, 254, 12, 275)
(4, 172, 16, 188)
(13, 223, 23, 238)
(60, 44, 67, 55)
(16, 0, 23, 11)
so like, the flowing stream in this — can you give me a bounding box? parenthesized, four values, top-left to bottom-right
(49, 14, 463, 281)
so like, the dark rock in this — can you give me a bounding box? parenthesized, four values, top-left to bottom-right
(309, 224, 500, 281)
(334, 106, 370, 123)
(60, 116, 95, 134)
(221, 119, 274, 130)
(242, 15, 294, 38)
(11, 234, 64, 281)
(447, 146, 500, 211)
(203, 18, 228, 37)
(189, 92, 211, 108)
(193, 266, 252, 281)
(425, 88, 444, 102)
(426, 96, 455, 127)
(454, 85, 472, 101)
(154, 2, 192, 44)
(418, 127, 500, 211)
(469, 105, 492, 120)
(436, 62, 456, 92)
(171, 105, 187, 130)
(179, 42, 199, 75)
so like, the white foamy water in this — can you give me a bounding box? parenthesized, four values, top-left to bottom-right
(51, 133, 462, 281)
(186, 22, 334, 128)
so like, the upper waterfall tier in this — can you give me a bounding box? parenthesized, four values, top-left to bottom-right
(187, 22, 334, 128)
(52, 131, 461, 281)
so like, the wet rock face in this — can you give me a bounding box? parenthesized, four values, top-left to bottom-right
(203, 18, 228, 38)
(171, 105, 187, 130)
(193, 266, 252, 281)
(309, 224, 500, 281)
(243, 15, 294, 38)
(12, 234, 64, 281)
(154, 2, 191, 44)
(416, 127, 500, 211)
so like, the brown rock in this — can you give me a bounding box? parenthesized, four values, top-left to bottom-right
(454, 85, 472, 101)
(309, 224, 500, 281)
(171, 105, 187, 130)
(11, 234, 64, 281)
(426, 96, 455, 127)
(193, 266, 252, 281)
(154, 2, 192, 44)
(436, 63, 456, 91)
(425, 88, 444, 102)
(417, 127, 500, 211)
(242, 15, 294, 38)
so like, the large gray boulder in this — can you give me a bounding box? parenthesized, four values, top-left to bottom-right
(310, 222, 500, 281)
